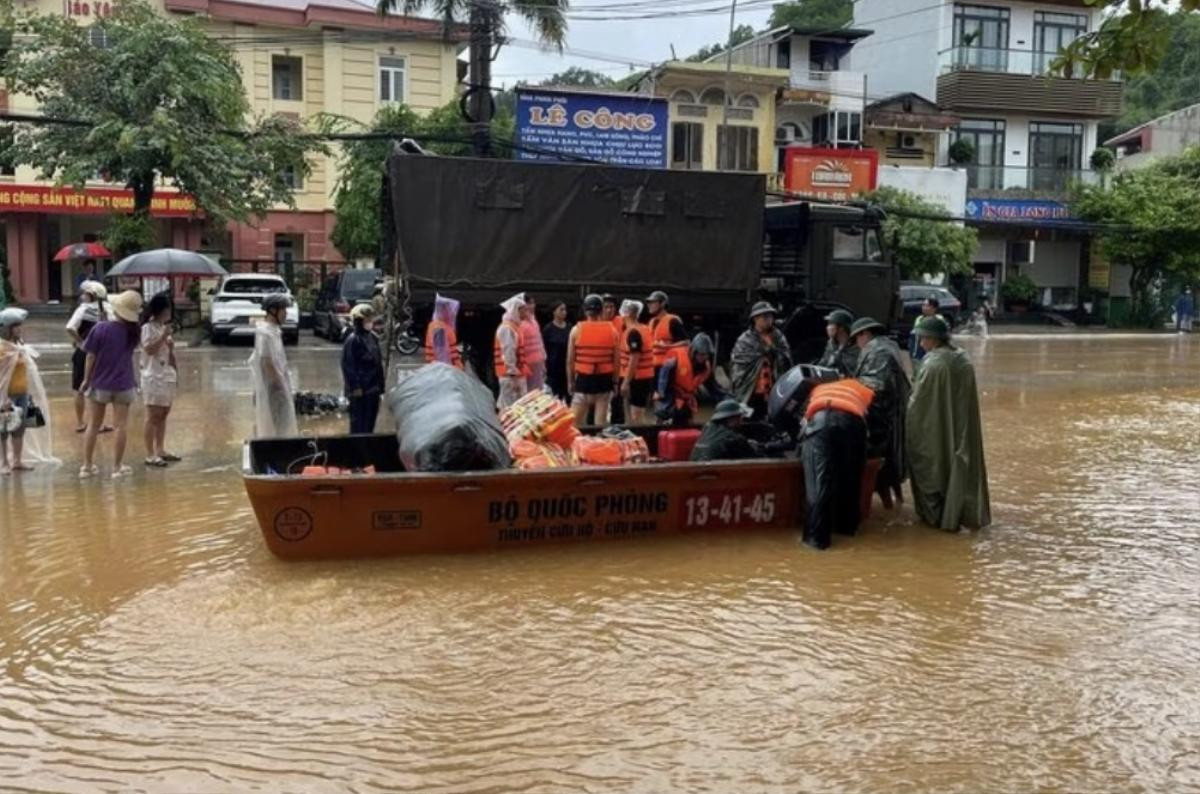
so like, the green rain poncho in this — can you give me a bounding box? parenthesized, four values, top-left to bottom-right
(906, 345, 991, 530)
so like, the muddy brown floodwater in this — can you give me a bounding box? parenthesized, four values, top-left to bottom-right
(1, 335, 1198, 793)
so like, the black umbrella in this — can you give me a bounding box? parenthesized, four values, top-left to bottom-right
(106, 248, 228, 278)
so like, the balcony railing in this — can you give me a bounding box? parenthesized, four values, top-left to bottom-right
(938, 46, 1120, 81)
(957, 164, 1103, 194)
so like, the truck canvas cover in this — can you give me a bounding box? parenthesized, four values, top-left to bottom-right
(384, 154, 765, 295)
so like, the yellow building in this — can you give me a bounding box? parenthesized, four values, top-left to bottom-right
(5, 0, 464, 302)
(638, 61, 787, 175)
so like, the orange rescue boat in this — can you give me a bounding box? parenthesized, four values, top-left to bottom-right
(243, 430, 880, 560)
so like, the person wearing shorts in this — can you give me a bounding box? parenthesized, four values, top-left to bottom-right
(618, 299, 655, 424)
(568, 294, 620, 426)
(80, 290, 143, 480)
(65, 281, 112, 433)
(140, 293, 179, 468)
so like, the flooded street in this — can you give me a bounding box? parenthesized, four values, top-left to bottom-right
(2, 334, 1198, 793)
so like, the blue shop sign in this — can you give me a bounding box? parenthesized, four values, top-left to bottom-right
(964, 198, 1074, 223)
(515, 90, 668, 169)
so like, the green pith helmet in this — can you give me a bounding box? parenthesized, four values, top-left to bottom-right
(849, 317, 885, 338)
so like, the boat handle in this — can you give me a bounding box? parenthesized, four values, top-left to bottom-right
(692, 473, 720, 482)
(310, 486, 342, 496)
(452, 483, 483, 493)
(578, 478, 606, 487)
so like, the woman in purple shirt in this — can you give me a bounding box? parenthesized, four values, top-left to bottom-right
(80, 290, 143, 480)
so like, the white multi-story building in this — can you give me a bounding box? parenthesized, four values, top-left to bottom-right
(714, 25, 872, 172)
(852, 1, 1123, 310)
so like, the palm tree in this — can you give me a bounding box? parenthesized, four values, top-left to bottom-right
(376, 0, 570, 155)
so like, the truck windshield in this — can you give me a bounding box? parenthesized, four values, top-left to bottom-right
(832, 226, 885, 262)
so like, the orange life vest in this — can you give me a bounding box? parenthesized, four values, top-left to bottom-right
(493, 320, 526, 378)
(650, 312, 681, 367)
(665, 342, 699, 412)
(620, 324, 655, 381)
(804, 379, 875, 421)
(611, 316, 625, 335)
(519, 318, 546, 365)
(573, 320, 618, 376)
(424, 319, 463, 369)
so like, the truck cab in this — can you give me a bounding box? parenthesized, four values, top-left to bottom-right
(762, 201, 900, 362)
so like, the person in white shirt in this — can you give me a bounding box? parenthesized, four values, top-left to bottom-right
(65, 281, 112, 433)
(139, 293, 179, 467)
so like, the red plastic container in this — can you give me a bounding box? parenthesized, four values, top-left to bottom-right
(657, 429, 702, 462)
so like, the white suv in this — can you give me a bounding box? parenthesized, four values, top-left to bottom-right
(210, 274, 300, 345)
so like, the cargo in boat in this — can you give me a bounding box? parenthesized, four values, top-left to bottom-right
(243, 428, 880, 560)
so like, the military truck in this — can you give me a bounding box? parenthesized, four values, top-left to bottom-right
(382, 152, 900, 372)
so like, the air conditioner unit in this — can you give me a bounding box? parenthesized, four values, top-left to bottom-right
(776, 125, 797, 143)
(901, 134, 917, 149)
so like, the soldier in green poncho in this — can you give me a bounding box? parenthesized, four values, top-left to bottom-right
(850, 317, 910, 508)
(906, 317, 991, 530)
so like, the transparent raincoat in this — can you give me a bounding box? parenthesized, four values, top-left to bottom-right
(249, 321, 298, 438)
(0, 337, 59, 466)
(495, 293, 529, 410)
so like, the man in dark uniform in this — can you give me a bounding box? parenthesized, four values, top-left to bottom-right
(816, 309, 858, 376)
(850, 317, 910, 509)
(690, 399, 760, 462)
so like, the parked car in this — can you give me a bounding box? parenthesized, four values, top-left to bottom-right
(313, 268, 382, 342)
(209, 274, 299, 345)
(898, 284, 961, 338)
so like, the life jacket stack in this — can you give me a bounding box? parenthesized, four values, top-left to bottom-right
(572, 432, 650, 466)
(499, 390, 580, 451)
(804, 379, 875, 421)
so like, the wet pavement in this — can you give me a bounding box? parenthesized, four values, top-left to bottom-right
(1, 334, 1198, 793)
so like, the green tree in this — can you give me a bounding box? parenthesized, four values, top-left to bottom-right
(1073, 147, 1200, 326)
(329, 101, 514, 260)
(2, 0, 318, 227)
(768, 0, 852, 31)
(540, 67, 615, 88)
(688, 24, 756, 62)
(864, 186, 978, 280)
(1055, 1, 1200, 78)
(1103, 11, 1200, 139)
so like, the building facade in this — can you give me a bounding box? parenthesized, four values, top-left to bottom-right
(1106, 103, 1200, 171)
(852, 0, 1123, 309)
(4, 0, 463, 303)
(716, 25, 871, 174)
(639, 61, 787, 175)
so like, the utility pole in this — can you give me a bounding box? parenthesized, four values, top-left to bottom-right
(467, 2, 497, 157)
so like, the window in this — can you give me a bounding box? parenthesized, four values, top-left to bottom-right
(272, 56, 303, 101)
(953, 4, 1011, 70)
(1033, 11, 1088, 73)
(953, 118, 1006, 189)
(736, 94, 759, 109)
(89, 25, 109, 49)
(812, 111, 862, 147)
(281, 164, 303, 192)
(274, 234, 303, 266)
(832, 226, 884, 262)
(669, 89, 696, 104)
(1029, 121, 1083, 190)
(671, 122, 703, 171)
(379, 56, 406, 104)
(776, 39, 791, 70)
(699, 87, 726, 106)
(717, 125, 758, 172)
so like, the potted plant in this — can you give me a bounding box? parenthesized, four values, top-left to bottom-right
(1000, 272, 1038, 313)
(949, 138, 975, 167)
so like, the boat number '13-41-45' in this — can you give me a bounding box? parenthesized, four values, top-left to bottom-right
(682, 491, 777, 528)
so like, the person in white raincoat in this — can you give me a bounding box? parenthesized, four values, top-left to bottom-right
(494, 293, 530, 411)
(249, 294, 298, 438)
(0, 307, 58, 473)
